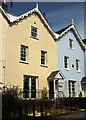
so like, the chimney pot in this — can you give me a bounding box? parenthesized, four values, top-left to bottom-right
(43, 13, 47, 22)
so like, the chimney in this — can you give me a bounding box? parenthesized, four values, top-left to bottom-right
(43, 13, 47, 22)
(2, 2, 8, 12)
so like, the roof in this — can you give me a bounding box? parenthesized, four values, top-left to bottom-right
(47, 70, 65, 80)
(81, 77, 86, 83)
(56, 24, 72, 34)
(55, 21, 86, 50)
(83, 39, 86, 44)
(48, 71, 59, 80)
(0, 3, 57, 40)
(7, 13, 18, 22)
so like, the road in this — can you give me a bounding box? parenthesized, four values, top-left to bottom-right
(57, 111, 86, 118)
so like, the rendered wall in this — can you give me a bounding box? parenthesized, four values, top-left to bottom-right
(5, 13, 57, 90)
(57, 31, 84, 82)
(57, 31, 84, 96)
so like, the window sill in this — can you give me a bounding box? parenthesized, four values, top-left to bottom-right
(40, 64, 48, 68)
(19, 60, 29, 64)
(30, 36, 39, 40)
(69, 47, 75, 50)
(64, 68, 70, 71)
(76, 70, 81, 73)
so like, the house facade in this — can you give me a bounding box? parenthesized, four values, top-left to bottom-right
(0, 4, 9, 91)
(55, 21, 86, 97)
(81, 39, 86, 97)
(1, 2, 86, 117)
(0, 3, 66, 116)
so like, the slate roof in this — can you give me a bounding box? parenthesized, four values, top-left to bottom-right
(47, 70, 65, 80)
(56, 24, 72, 34)
(47, 70, 59, 80)
(55, 22, 86, 50)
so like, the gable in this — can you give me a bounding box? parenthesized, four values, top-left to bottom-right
(47, 70, 65, 80)
(0, 4, 57, 40)
(58, 30, 84, 52)
(55, 73, 64, 79)
(56, 24, 86, 50)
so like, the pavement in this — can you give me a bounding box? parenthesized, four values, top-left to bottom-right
(57, 111, 86, 119)
(31, 112, 86, 120)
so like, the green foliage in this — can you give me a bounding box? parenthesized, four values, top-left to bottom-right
(2, 85, 20, 112)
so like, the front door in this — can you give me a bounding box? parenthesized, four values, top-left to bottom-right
(49, 81, 54, 99)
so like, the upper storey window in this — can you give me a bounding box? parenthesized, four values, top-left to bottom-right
(64, 56, 69, 69)
(41, 51, 47, 66)
(31, 26, 38, 39)
(69, 39, 74, 49)
(76, 59, 80, 72)
(20, 45, 28, 62)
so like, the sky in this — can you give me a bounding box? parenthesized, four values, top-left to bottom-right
(7, 2, 85, 39)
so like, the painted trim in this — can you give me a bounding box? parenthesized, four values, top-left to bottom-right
(56, 24, 86, 50)
(30, 36, 39, 40)
(40, 64, 48, 68)
(19, 60, 29, 64)
(0, 5, 57, 40)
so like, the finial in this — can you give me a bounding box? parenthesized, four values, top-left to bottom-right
(72, 19, 74, 25)
(36, 3, 38, 9)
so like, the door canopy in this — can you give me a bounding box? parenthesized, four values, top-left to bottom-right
(47, 70, 65, 81)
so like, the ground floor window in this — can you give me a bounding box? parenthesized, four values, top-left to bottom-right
(23, 75, 38, 99)
(58, 80, 63, 98)
(69, 80, 76, 97)
(58, 86, 63, 98)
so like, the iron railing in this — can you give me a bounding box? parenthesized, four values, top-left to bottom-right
(17, 89, 60, 100)
(2, 87, 78, 101)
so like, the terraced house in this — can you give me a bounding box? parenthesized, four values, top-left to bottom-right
(55, 20, 86, 97)
(0, 1, 86, 117)
(0, 2, 66, 116)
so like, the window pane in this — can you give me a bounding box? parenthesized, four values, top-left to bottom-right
(20, 45, 28, 62)
(24, 76, 29, 98)
(64, 56, 69, 68)
(76, 59, 80, 71)
(41, 51, 47, 65)
(69, 39, 73, 49)
(31, 26, 38, 38)
(31, 77, 36, 98)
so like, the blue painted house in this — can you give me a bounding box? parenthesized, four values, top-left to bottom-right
(81, 39, 86, 96)
(55, 20, 86, 97)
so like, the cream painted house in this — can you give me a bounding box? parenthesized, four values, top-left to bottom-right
(0, 4, 9, 91)
(0, 3, 65, 116)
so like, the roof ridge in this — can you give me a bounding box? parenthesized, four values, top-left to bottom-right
(55, 23, 86, 50)
(0, 4, 57, 40)
(56, 24, 72, 34)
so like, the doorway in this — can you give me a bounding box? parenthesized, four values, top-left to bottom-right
(49, 81, 54, 99)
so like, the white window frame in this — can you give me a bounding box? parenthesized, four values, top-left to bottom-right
(64, 56, 69, 70)
(76, 59, 80, 72)
(69, 81, 76, 97)
(31, 26, 38, 39)
(20, 45, 28, 63)
(69, 39, 74, 49)
(23, 75, 38, 100)
(41, 51, 47, 66)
